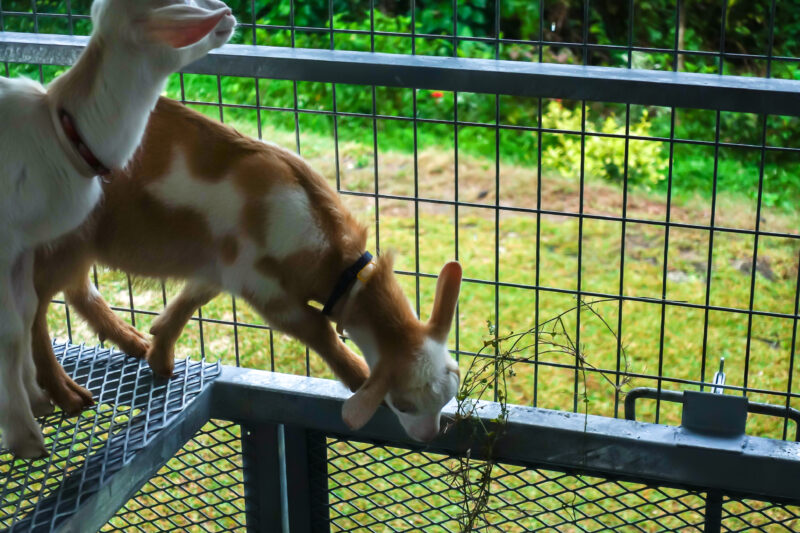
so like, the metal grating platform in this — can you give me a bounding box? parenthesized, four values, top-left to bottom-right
(0, 342, 219, 533)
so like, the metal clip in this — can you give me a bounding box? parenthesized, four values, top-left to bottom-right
(711, 357, 726, 394)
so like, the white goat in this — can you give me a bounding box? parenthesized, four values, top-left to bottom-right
(0, 0, 235, 458)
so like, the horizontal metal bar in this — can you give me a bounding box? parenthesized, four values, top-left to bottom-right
(212, 367, 800, 504)
(2, 32, 800, 116)
(625, 387, 800, 441)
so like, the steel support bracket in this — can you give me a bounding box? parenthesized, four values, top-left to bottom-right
(677, 390, 748, 453)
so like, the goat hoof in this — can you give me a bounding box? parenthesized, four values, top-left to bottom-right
(46, 377, 94, 417)
(31, 398, 54, 418)
(6, 426, 47, 459)
(146, 345, 175, 378)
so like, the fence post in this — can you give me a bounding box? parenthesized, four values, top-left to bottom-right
(241, 423, 283, 532)
(282, 426, 331, 533)
(306, 431, 332, 532)
(704, 491, 723, 533)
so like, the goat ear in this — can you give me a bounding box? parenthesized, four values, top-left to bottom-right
(428, 261, 462, 342)
(342, 363, 391, 430)
(144, 6, 230, 48)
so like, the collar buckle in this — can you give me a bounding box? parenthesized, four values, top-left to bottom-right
(321, 251, 374, 317)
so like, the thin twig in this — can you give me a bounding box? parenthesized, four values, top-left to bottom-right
(448, 297, 631, 531)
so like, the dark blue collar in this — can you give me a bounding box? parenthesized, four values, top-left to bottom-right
(322, 251, 374, 316)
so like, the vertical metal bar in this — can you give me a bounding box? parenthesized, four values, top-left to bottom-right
(125, 274, 136, 327)
(492, 0, 501, 401)
(216, 70, 224, 121)
(286, 0, 310, 376)
(452, 0, 461, 366)
(65, 297, 74, 343)
(654, 0, 682, 424)
(232, 296, 241, 367)
(742, 113, 769, 394)
(582, 0, 589, 65)
(699, 0, 728, 395)
(270, 328, 275, 371)
(614, 0, 635, 418)
(765, 0, 776, 79)
(281, 425, 314, 533)
(700, 110, 722, 391)
(655, 109, 676, 425)
(784, 250, 800, 440)
(93, 266, 101, 346)
(718, 0, 728, 74)
(290, 0, 300, 157)
(251, 0, 262, 140)
(305, 432, 331, 533)
(674, 0, 682, 69)
(329, 0, 341, 193)
(704, 491, 724, 533)
(574, 0, 590, 413)
(31, 0, 43, 82)
(65, 0, 73, 35)
(242, 423, 283, 532)
(197, 305, 207, 359)
(533, 0, 544, 408)
(412, 0, 421, 319)
(371, 0, 380, 259)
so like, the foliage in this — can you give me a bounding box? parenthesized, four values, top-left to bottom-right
(541, 101, 668, 186)
(449, 298, 630, 531)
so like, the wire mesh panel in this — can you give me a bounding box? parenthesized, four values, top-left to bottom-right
(721, 497, 800, 532)
(314, 435, 708, 532)
(0, 343, 219, 532)
(103, 419, 246, 532)
(2, 0, 799, 439)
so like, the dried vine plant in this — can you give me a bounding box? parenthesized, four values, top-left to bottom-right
(447, 297, 632, 532)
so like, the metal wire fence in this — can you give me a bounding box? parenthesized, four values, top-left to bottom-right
(2, 1, 800, 531)
(3, 0, 800, 430)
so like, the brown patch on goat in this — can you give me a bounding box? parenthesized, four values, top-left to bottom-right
(219, 235, 239, 264)
(254, 255, 281, 279)
(241, 198, 267, 245)
(349, 252, 424, 376)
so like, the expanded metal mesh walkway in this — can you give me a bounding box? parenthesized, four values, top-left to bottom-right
(0, 344, 219, 533)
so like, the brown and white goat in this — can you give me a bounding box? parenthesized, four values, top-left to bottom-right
(32, 97, 462, 442)
(0, 0, 234, 457)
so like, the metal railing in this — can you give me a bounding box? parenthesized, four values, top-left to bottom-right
(2, 345, 799, 532)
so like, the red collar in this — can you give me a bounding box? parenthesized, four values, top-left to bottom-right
(58, 109, 111, 177)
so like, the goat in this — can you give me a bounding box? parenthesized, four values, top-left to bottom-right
(32, 97, 462, 443)
(0, 0, 234, 457)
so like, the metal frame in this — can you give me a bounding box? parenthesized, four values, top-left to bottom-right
(212, 367, 800, 505)
(3, 32, 800, 116)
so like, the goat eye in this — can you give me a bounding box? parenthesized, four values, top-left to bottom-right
(393, 400, 417, 414)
